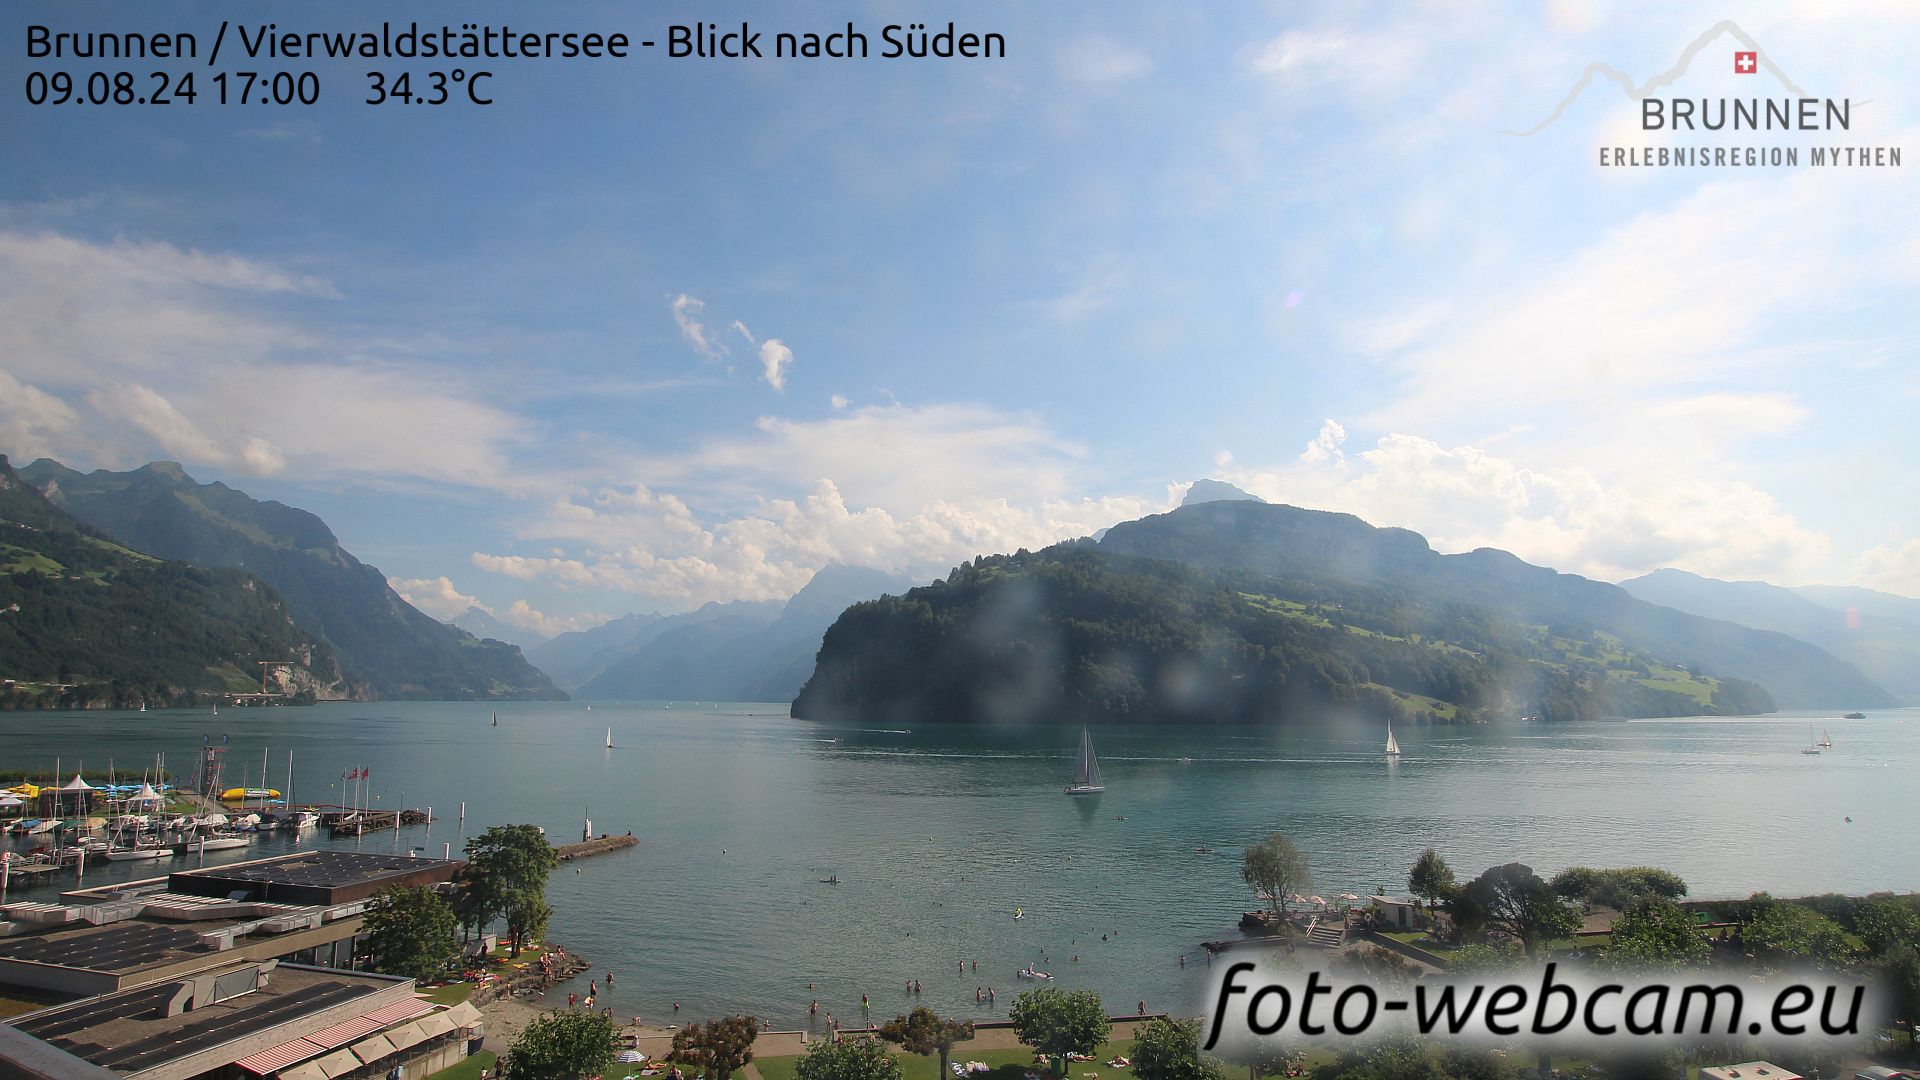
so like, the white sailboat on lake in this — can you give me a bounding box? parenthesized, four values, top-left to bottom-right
(1385, 719, 1402, 757)
(1064, 726, 1104, 795)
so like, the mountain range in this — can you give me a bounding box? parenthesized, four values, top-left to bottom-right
(533, 565, 916, 701)
(19, 459, 562, 701)
(0, 455, 346, 709)
(795, 499, 1893, 726)
(1619, 568, 1920, 702)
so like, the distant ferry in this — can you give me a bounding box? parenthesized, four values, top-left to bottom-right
(1842, 711, 1866, 720)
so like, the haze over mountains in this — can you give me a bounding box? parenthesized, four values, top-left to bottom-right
(796, 498, 1894, 726)
(1620, 568, 1920, 702)
(18, 459, 562, 701)
(531, 565, 916, 701)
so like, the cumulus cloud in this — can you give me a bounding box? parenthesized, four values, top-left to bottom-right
(393, 575, 607, 635)
(830, 394, 849, 409)
(1852, 538, 1920, 598)
(391, 576, 481, 620)
(0, 227, 532, 489)
(758, 339, 793, 392)
(470, 477, 1167, 611)
(1221, 422, 1834, 585)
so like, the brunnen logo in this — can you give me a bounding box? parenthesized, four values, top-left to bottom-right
(1507, 19, 1901, 169)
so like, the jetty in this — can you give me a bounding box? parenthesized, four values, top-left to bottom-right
(556, 833, 638, 861)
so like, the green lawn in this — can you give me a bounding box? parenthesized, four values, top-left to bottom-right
(426, 1049, 495, 1080)
(421, 982, 474, 1006)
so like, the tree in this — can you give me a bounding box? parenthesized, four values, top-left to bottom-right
(1406, 849, 1454, 923)
(1741, 897, 1858, 971)
(1449, 863, 1581, 957)
(1242, 833, 1311, 919)
(463, 823, 559, 957)
(1600, 896, 1709, 971)
(363, 885, 461, 982)
(1549, 866, 1687, 909)
(797, 1036, 903, 1080)
(1129, 1016, 1226, 1080)
(1855, 898, 1920, 1048)
(1009, 987, 1111, 1075)
(501, 1009, 616, 1080)
(879, 1006, 975, 1080)
(671, 1015, 762, 1080)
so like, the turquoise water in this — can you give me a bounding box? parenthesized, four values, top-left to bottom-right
(3, 702, 1915, 1028)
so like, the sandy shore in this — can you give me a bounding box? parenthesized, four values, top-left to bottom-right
(476, 995, 680, 1057)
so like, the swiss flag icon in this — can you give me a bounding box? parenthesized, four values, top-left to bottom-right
(1734, 50, 1758, 74)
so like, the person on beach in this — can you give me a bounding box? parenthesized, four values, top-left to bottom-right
(811, 1000, 818, 1014)
(975, 987, 982, 1002)
(568, 993, 577, 1007)
(1138, 1000, 1146, 1015)
(1178, 955, 1185, 967)
(861, 994, 869, 1009)
(607, 971, 615, 986)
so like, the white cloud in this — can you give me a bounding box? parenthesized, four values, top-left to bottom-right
(830, 394, 849, 409)
(1851, 538, 1920, 598)
(758, 339, 793, 392)
(634, 401, 1087, 511)
(1222, 423, 1834, 585)
(0, 371, 80, 463)
(670, 294, 727, 359)
(0, 227, 533, 489)
(84, 384, 288, 477)
(391, 576, 481, 620)
(471, 475, 1169, 612)
(392, 575, 607, 635)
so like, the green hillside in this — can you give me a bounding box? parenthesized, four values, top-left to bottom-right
(21, 459, 563, 702)
(0, 455, 346, 710)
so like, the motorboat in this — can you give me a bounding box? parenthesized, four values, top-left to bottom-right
(190, 832, 251, 851)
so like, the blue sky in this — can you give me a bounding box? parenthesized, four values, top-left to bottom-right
(3, 0, 1916, 635)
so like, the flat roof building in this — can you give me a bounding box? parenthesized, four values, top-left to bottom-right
(165, 850, 463, 907)
(1699, 1063, 1804, 1080)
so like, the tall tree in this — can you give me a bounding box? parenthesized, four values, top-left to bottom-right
(671, 1015, 762, 1080)
(363, 884, 460, 982)
(1406, 849, 1454, 923)
(796, 1035, 903, 1080)
(1449, 863, 1580, 957)
(1129, 1016, 1226, 1080)
(501, 1009, 616, 1080)
(879, 1005, 975, 1080)
(1241, 833, 1311, 919)
(1009, 987, 1111, 1076)
(463, 823, 559, 957)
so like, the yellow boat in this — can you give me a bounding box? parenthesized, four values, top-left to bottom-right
(219, 787, 281, 802)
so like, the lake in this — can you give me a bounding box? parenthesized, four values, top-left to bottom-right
(3, 702, 1914, 1028)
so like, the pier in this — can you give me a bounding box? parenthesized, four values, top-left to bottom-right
(556, 833, 638, 861)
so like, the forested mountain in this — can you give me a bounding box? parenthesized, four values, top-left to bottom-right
(795, 501, 1891, 727)
(0, 456, 346, 709)
(1622, 568, 1920, 703)
(575, 565, 914, 701)
(20, 459, 562, 701)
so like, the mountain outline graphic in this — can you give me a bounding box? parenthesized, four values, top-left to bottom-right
(1508, 20, 1806, 136)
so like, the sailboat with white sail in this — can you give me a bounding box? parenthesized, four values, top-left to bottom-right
(1819, 728, 1833, 749)
(1800, 723, 1822, 755)
(1064, 726, 1104, 795)
(1385, 719, 1402, 757)
(605, 727, 614, 749)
